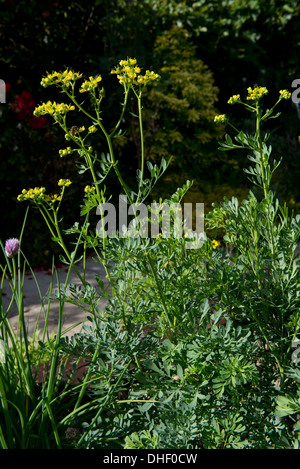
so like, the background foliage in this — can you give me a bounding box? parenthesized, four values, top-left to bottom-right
(1, 0, 300, 266)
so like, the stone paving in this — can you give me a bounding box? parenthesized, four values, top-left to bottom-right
(2, 255, 110, 339)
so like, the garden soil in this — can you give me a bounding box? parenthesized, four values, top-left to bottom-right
(2, 255, 111, 340)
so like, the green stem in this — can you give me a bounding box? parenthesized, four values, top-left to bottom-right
(45, 300, 63, 400)
(73, 340, 101, 411)
(147, 253, 174, 337)
(38, 292, 64, 447)
(52, 209, 86, 286)
(250, 306, 285, 387)
(256, 110, 268, 199)
(0, 374, 13, 448)
(255, 108, 276, 258)
(64, 88, 98, 124)
(76, 360, 131, 447)
(37, 197, 86, 286)
(42, 397, 61, 448)
(66, 86, 133, 205)
(136, 93, 145, 203)
(109, 88, 130, 138)
(83, 150, 120, 299)
(106, 132, 133, 205)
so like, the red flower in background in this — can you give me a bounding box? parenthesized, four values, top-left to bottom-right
(12, 90, 47, 128)
(28, 115, 48, 128)
(12, 90, 35, 119)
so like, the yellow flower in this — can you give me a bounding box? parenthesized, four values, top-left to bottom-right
(17, 187, 46, 202)
(212, 239, 221, 249)
(84, 185, 96, 195)
(119, 58, 137, 67)
(79, 75, 102, 93)
(60, 69, 83, 87)
(58, 179, 72, 187)
(227, 94, 240, 105)
(59, 147, 73, 158)
(45, 194, 62, 203)
(34, 101, 75, 117)
(111, 58, 160, 87)
(41, 69, 82, 88)
(246, 86, 268, 101)
(41, 71, 61, 87)
(88, 125, 97, 133)
(136, 70, 160, 86)
(279, 89, 291, 100)
(214, 114, 227, 124)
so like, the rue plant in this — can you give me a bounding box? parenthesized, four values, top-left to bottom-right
(3, 67, 300, 448)
(17, 59, 169, 300)
(209, 86, 300, 389)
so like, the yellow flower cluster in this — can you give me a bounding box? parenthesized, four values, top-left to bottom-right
(45, 194, 62, 204)
(34, 101, 75, 117)
(41, 69, 83, 88)
(17, 180, 72, 205)
(111, 58, 160, 87)
(17, 187, 46, 202)
(79, 75, 102, 93)
(279, 89, 291, 100)
(227, 94, 240, 105)
(84, 185, 96, 195)
(212, 239, 221, 249)
(59, 147, 73, 158)
(58, 179, 72, 187)
(246, 86, 268, 101)
(214, 114, 227, 124)
(88, 125, 97, 133)
(136, 69, 161, 86)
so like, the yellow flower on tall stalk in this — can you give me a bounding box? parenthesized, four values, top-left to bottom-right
(79, 75, 102, 93)
(34, 101, 75, 117)
(40, 71, 61, 87)
(111, 58, 160, 88)
(17, 187, 46, 202)
(17, 181, 71, 205)
(45, 194, 62, 203)
(58, 179, 72, 187)
(136, 70, 160, 86)
(228, 94, 240, 105)
(279, 89, 291, 100)
(41, 69, 83, 88)
(246, 86, 268, 101)
(214, 114, 227, 124)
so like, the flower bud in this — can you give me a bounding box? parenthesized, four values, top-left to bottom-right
(5, 238, 20, 258)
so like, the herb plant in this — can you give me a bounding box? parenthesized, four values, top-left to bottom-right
(1, 65, 300, 448)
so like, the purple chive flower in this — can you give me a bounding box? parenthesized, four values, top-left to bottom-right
(5, 238, 20, 258)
